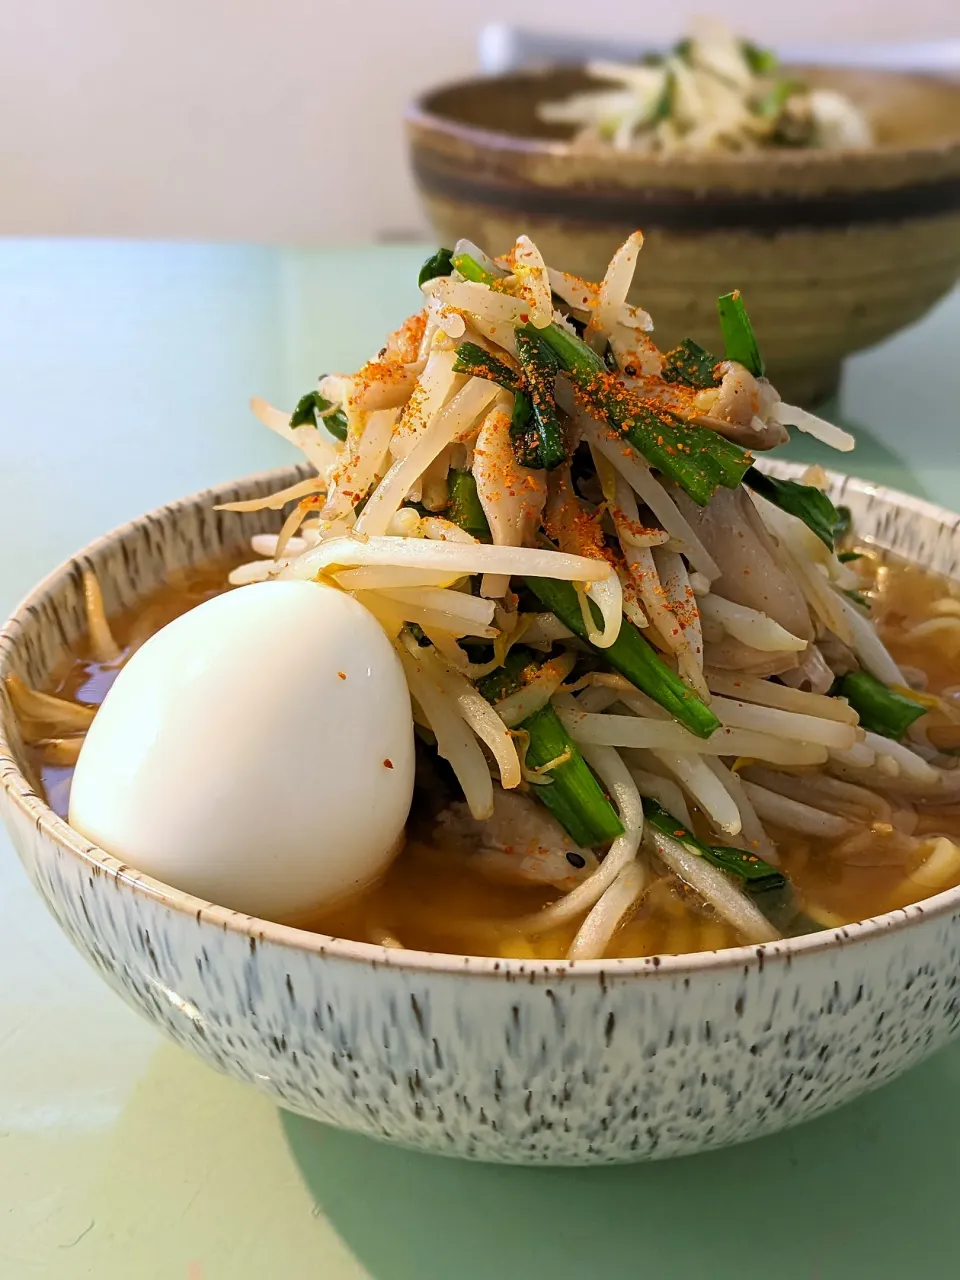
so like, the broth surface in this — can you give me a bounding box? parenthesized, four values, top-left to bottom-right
(31, 548, 960, 959)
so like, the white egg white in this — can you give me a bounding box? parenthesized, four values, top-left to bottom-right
(69, 580, 415, 919)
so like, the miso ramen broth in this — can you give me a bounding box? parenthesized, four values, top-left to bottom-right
(23, 548, 960, 961)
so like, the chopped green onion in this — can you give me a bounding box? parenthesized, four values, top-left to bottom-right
(524, 320, 603, 375)
(837, 551, 863, 564)
(514, 330, 566, 471)
(451, 338, 543, 467)
(523, 577, 720, 739)
(448, 279, 752, 503)
(839, 671, 926, 741)
(755, 78, 806, 119)
(743, 467, 845, 550)
(452, 341, 520, 391)
(446, 276, 752, 503)
(478, 652, 624, 846)
(519, 703, 625, 847)
(650, 67, 676, 124)
(717, 290, 765, 378)
(477, 646, 541, 703)
(510, 388, 542, 470)
(451, 252, 496, 285)
(702, 845, 787, 891)
(446, 470, 491, 542)
(660, 338, 721, 390)
(843, 588, 871, 611)
(741, 39, 779, 75)
(418, 247, 454, 288)
(290, 390, 347, 441)
(528, 322, 751, 505)
(708, 432, 758, 490)
(643, 800, 786, 892)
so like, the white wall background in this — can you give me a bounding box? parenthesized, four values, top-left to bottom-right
(0, 0, 957, 246)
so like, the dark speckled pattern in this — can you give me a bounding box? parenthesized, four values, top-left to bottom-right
(3, 462, 960, 1164)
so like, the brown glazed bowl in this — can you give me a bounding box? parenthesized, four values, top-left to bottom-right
(406, 67, 960, 406)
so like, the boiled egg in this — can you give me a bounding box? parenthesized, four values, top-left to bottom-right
(69, 580, 415, 920)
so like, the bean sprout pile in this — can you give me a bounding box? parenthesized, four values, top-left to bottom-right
(197, 229, 960, 959)
(538, 18, 873, 154)
(15, 229, 954, 963)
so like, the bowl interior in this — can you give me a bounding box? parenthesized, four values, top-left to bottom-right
(4, 461, 960, 974)
(417, 66, 960, 156)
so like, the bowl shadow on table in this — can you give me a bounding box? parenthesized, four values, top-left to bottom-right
(282, 1044, 960, 1280)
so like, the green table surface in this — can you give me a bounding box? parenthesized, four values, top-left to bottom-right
(2, 240, 960, 1280)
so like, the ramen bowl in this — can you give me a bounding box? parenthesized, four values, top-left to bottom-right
(407, 66, 960, 407)
(2, 464, 960, 1165)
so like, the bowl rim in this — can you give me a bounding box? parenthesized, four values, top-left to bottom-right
(3, 463, 960, 981)
(406, 66, 960, 169)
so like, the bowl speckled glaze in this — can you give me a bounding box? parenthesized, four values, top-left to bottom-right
(407, 67, 960, 406)
(2, 463, 960, 1165)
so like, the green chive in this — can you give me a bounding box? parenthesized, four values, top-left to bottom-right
(743, 467, 846, 551)
(643, 800, 786, 892)
(717, 290, 765, 378)
(839, 671, 926, 741)
(529, 322, 750, 505)
(446, 470, 491, 542)
(834, 504, 853, 543)
(755, 78, 806, 119)
(451, 252, 496, 285)
(290, 390, 347, 441)
(476, 647, 542, 703)
(418, 247, 454, 288)
(477, 652, 624, 847)
(452, 341, 520, 391)
(509, 388, 542, 470)
(519, 703, 625, 847)
(515, 330, 566, 471)
(741, 40, 779, 74)
(523, 577, 720, 739)
(660, 338, 721, 390)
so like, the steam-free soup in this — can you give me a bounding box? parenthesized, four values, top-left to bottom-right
(21, 548, 960, 961)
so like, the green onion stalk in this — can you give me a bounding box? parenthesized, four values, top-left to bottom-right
(514, 331, 566, 470)
(442, 250, 751, 504)
(523, 577, 720, 739)
(839, 671, 926, 741)
(642, 800, 785, 891)
(660, 338, 721, 390)
(716, 290, 765, 378)
(451, 342, 520, 392)
(519, 703, 625, 847)
(478, 650, 623, 848)
(290, 389, 348, 442)
(445, 470, 491, 542)
(528, 320, 751, 505)
(743, 468, 847, 551)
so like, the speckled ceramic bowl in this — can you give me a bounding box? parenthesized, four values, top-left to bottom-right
(2, 463, 960, 1165)
(407, 66, 960, 406)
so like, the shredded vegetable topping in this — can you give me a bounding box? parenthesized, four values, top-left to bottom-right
(21, 227, 960, 965)
(538, 18, 873, 154)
